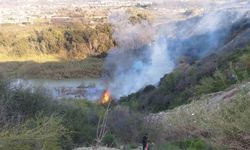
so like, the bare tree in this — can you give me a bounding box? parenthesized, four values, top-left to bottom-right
(94, 99, 112, 150)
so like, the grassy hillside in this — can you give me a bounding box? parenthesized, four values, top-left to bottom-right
(120, 45, 250, 112)
(157, 82, 250, 150)
(107, 20, 250, 149)
(119, 16, 250, 112)
(0, 23, 114, 58)
(0, 23, 114, 79)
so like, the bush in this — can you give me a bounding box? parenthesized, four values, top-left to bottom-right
(102, 133, 117, 147)
(0, 33, 7, 46)
(107, 106, 144, 143)
(158, 138, 214, 150)
(0, 80, 53, 125)
(0, 115, 68, 150)
(55, 100, 103, 147)
(11, 39, 30, 56)
(196, 69, 229, 95)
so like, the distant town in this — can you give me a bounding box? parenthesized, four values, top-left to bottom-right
(0, 0, 239, 25)
(0, 0, 154, 25)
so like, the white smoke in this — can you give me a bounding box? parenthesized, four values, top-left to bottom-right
(106, 35, 175, 98)
(103, 0, 250, 99)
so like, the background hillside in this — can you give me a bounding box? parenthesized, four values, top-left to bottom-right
(0, 24, 114, 58)
(120, 15, 250, 112)
(0, 23, 114, 79)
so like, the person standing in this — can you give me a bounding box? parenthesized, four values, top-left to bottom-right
(142, 134, 148, 150)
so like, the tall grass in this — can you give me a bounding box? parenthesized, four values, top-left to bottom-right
(210, 84, 250, 149)
(0, 115, 68, 150)
(0, 57, 104, 79)
(161, 82, 250, 149)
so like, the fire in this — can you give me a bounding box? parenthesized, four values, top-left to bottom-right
(101, 89, 111, 104)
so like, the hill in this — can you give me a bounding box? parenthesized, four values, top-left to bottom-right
(119, 16, 250, 112)
(150, 81, 250, 149)
(0, 23, 114, 79)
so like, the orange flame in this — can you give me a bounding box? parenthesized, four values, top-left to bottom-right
(101, 89, 111, 104)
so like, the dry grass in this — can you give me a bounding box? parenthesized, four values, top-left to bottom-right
(158, 82, 250, 149)
(0, 56, 104, 79)
(0, 54, 61, 63)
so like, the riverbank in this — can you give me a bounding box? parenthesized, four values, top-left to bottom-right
(0, 56, 104, 79)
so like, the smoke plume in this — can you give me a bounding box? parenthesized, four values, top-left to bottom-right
(103, 0, 250, 99)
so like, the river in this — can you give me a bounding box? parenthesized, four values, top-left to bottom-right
(13, 79, 106, 101)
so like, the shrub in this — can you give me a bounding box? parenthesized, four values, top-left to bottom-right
(0, 80, 53, 125)
(157, 138, 214, 150)
(196, 72, 227, 95)
(102, 133, 117, 147)
(0, 115, 68, 150)
(11, 39, 30, 56)
(107, 106, 144, 143)
(0, 33, 7, 46)
(54, 100, 104, 147)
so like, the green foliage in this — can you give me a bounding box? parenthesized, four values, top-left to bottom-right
(56, 100, 104, 147)
(196, 69, 229, 94)
(0, 79, 105, 149)
(157, 138, 214, 150)
(161, 71, 180, 94)
(102, 133, 117, 147)
(0, 81, 53, 125)
(0, 115, 67, 150)
(176, 138, 212, 150)
(128, 143, 138, 149)
(121, 46, 250, 112)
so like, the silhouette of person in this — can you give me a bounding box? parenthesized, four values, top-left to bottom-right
(142, 134, 148, 150)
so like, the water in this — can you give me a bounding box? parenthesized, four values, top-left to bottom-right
(13, 79, 106, 101)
